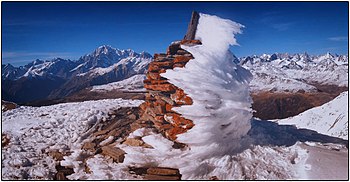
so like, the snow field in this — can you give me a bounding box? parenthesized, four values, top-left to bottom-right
(90, 74, 145, 92)
(2, 99, 143, 180)
(278, 91, 348, 140)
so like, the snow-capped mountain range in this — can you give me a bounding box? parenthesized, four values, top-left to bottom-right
(90, 51, 348, 96)
(2, 44, 348, 104)
(2, 45, 152, 103)
(240, 52, 348, 92)
(2, 45, 152, 81)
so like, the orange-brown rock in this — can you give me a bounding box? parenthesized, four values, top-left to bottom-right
(171, 89, 193, 105)
(147, 72, 162, 80)
(164, 113, 194, 129)
(167, 42, 181, 55)
(165, 127, 187, 141)
(153, 53, 167, 60)
(143, 79, 151, 84)
(145, 94, 156, 102)
(173, 56, 192, 64)
(144, 79, 169, 85)
(144, 83, 176, 92)
(173, 63, 186, 68)
(154, 94, 175, 105)
(148, 61, 173, 72)
(140, 40, 200, 142)
(150, 80, 169, 85)
(180, 39, 202, 45)
(165, 104, 173, 112)
(154, 115, 165, 123)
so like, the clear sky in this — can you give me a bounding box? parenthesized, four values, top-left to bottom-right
(2, 2, 349, 66)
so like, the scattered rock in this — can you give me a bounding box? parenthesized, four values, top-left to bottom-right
(147, 167, 180, 176)
(123, 138, 153, 148)
(123, 138, 143, 146)
(54, 164, 74, 180)
(101, 145, 126, 163)
(48, 150, 65, 161)
(82, 142, 96, 151)
(144, 174, 180, 180)
(2, 134, 10, 147)
(209, 176, 219, 180)
(129, 167, 182, 180)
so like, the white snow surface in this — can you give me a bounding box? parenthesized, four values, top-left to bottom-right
(117, 128, 310, 180)
(161, 13, 253, 157)
(1, 99, 143, 180)
(90, 74, 145, 92)
(278, 91, 349, 140)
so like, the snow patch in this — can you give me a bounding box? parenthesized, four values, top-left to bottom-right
(91, 74, 145, 92)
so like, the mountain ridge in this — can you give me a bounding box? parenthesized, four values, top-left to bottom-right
(1, 45, 152, 103)
(1, 46, 348, 104)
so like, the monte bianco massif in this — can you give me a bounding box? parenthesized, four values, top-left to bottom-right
(2, 46, 152, 103)
(1, 13, 348, 180)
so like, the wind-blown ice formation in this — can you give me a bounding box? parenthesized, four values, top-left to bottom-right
(161, 13, 253, 156)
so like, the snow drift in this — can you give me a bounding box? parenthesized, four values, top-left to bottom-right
(278, 91, 348, 140)
(161, 13, 253, 156)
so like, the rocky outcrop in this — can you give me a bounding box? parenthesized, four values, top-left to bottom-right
(139, 40, 201, 141)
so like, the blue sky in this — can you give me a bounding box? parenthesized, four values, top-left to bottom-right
(2, 2, 348, 66)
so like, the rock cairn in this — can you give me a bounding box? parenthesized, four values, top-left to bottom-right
(139, 39, 201, 141)
(139, 11, 201, 142)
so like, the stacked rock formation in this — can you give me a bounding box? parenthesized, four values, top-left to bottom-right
(139, 39, 201, 141)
